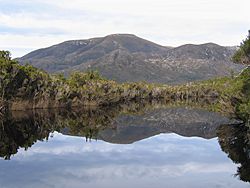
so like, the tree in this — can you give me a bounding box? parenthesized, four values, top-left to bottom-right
(232, 30, 250, 65)
(0, 51, 13, 99)
(0, 51, 11, 61)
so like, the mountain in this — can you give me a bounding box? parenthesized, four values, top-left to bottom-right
(18, 34, 244, 84)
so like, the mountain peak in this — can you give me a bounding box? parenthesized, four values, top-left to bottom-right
(105, 33, 137, 38)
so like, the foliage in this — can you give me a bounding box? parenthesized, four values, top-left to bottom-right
(232, 31, 250, 65)
(235, 67, 250, 121)
(0, 51, 11, 61)
(0, 50, 51, 100)
(0, 50, 249, 122)
(67, 70, 105, 88)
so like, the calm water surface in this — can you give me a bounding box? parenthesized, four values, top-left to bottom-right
(0, 103, 249, 188)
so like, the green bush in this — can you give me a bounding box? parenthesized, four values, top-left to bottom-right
(232, 31, 250, 65)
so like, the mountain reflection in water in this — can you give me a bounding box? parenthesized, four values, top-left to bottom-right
(0, 101, 249, 187)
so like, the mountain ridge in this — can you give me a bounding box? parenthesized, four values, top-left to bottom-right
(18, 34, 244, 84)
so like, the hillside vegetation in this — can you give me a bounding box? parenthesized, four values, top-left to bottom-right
(1, 50, 249, 122)
(233, 30, 250, 65)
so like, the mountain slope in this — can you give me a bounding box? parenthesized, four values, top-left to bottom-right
(18, 34, 244, 84)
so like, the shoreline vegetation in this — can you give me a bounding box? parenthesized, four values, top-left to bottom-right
(0, 50, 249, 122)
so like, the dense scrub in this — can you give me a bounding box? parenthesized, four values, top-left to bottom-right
(233, 30, 250, 65)
(235, 68, 250, 122)
(0, 50, 249, 122)
(0, 51, 169, 110)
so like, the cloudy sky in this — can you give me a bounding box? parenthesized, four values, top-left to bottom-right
(0, 0, 249, 57)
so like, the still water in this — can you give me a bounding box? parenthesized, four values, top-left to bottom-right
(0, 103, 249, 188)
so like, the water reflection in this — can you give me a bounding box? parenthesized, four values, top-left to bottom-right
(0, 102, 249, 187)
(0, 113, 52, 159)
(0, 101, 239, 159)
(217, 123, 250, 182)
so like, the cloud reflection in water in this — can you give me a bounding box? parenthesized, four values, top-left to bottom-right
(0, 132, 248, 188)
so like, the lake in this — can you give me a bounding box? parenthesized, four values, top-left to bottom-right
(0, 102, 249, 188)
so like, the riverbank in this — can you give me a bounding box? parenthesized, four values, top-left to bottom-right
(0, 51, 249, 121)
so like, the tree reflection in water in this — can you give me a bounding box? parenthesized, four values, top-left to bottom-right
(0, 113, 52, 160)
(0, 101, 155, 159)
(217, 123, 250, 183)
